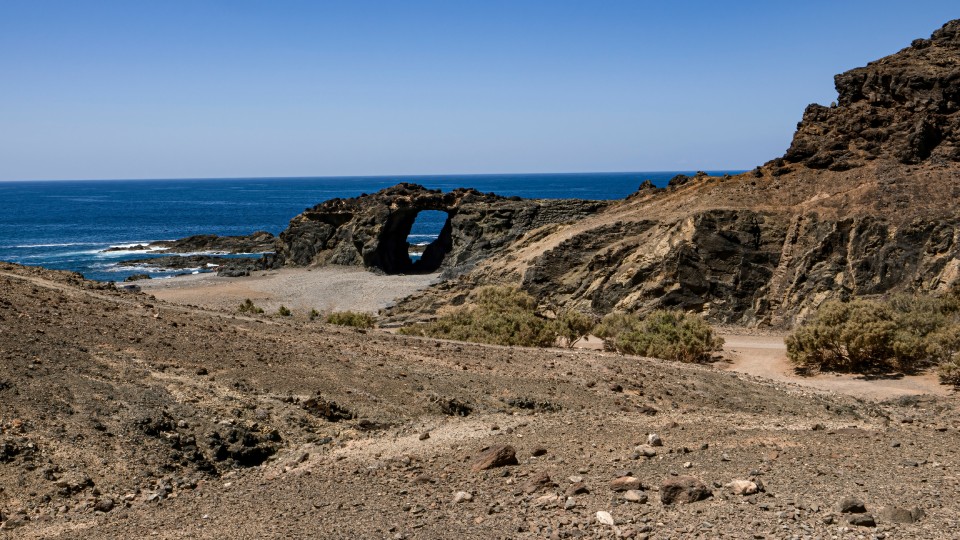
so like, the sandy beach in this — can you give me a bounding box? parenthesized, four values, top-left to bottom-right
(138, 266, 440, 316)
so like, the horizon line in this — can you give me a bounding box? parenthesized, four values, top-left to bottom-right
(0, 168, 750, 183)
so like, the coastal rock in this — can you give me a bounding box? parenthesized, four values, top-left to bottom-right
(104, 231, 276, 254)
(273, 183, 607, 276)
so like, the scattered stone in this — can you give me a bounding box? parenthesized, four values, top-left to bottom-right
(720, 453, 731, 462)
(94, 498, 115, 513)
(531, 446, 548, 457)
(596, 511, 615, 526)
(418, 432, 430, 441)
(633, 445, 658, 458)
(727, 480, 759, 496)
(610, 476, 642, 492)
(452, 491, 473, 504)
(566, 482, 590, 496)
(523, 471, 556, 493)
(533, 494, 561, 508)
(470, 445, 518, 472)
(682, 461, 692, 469)
(839, 497, 866, 513)
(564, 497, 576, 511)
(879, 506, 925, 524)
(660, 476, 711, 505)
(623, 490, 648, 503)
(647, 433, 663, 447)
(847, 513, 876, 527)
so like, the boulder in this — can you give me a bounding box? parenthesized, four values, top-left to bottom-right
(660, 476, 711, 505)
(470, 445, 518, 472)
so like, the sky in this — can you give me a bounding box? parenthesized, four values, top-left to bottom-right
(1, 1, 957, 181)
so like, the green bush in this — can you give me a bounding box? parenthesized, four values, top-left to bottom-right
(326, 311, 375, 329)
(276, 305, 292, 317)
(309, 309, 321, 321)
(786, 294, 960, 374)
(553, 309, 596, 348)
(594, 310, 723, 363)
(237, 298, 264, 314)
(399, 286, 558, 347)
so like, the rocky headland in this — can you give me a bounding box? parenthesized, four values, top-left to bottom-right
(372, 21, 960, 327)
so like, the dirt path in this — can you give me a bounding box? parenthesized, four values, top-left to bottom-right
(720, 333, 952, 400)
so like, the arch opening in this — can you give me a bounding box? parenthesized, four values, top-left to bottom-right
(369, 209, 452, 274)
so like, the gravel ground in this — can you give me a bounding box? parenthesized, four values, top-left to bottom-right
(2, 263, 960, 539)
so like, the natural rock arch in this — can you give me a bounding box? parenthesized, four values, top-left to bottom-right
(274, 183, 608, 277)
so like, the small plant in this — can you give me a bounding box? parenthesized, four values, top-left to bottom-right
(309, 309, 320, 321)
(595, 310, 723, 363)
(326, 311, 375, 328)
(276, 305, 292, 317)
(237, 298, 264, 314)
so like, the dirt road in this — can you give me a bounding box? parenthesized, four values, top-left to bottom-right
(720, 333, 952, 400)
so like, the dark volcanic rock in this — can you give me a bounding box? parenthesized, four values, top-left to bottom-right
(117, 255, 271, 277)
(104, 231, 276, 254)
(274, 183, 607, 276)
(782, 20, 960, 170)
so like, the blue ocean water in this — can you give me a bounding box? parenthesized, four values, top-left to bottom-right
(0, 171, 742, 281)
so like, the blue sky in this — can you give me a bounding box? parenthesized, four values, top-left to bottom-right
(1, 1, 957, 180)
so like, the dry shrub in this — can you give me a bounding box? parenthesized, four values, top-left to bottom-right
(595, 310, 723, 363)
(398, 286, 558, 347)
(786, 294, 960, 375)
(237, 298, 264, 314)
(326, 311, 375, 329)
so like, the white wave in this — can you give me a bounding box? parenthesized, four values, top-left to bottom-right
(10, 242, 99, 248)
(95, 245, 168, 257)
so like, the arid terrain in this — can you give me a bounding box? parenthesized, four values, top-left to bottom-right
(4, 17, 960, 540)
(2, 263, 960, 539)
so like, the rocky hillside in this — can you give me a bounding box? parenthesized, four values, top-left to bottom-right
(2, 262, 960, 538)
(386, 21, 960, 328)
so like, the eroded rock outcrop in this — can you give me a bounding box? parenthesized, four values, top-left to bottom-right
(274, 183, 608, 276)
(782, 20, 960, 171)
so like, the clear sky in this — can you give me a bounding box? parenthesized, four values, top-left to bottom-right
(1, 1, 957, 180)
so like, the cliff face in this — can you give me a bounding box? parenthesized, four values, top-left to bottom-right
(384, 21, 960, 328)
(782, 20, 960, 171)
(274, 183, 607, 276)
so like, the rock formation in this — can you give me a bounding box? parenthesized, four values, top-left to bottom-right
(385, 21, 960, 327)
(274, 183, 608, 276)
(783, 20, 960, 171)
(103, 231, 277, 254)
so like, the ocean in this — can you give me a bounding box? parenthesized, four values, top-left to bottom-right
(0, 171, 742, 281)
